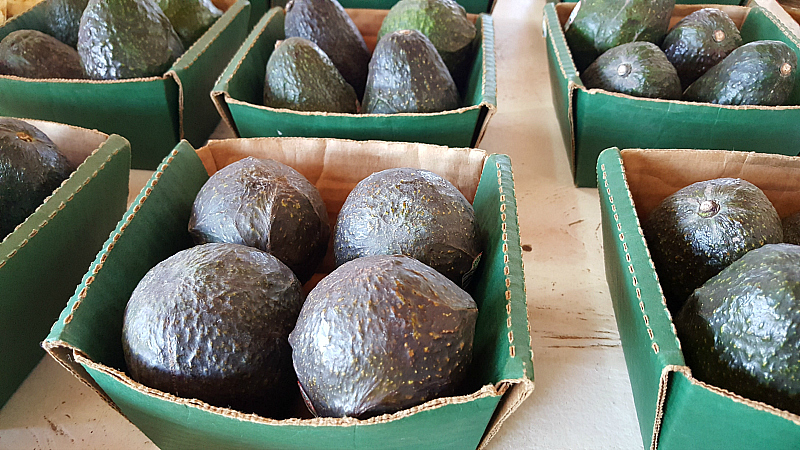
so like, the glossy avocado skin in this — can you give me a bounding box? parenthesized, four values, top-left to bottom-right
(42, 0, 89, 48)
(289, 254, 478, 418)
(564, 0, 675, 72)
(362, 29, 459, 114)
(662, 8, 742, 90)
(123, 243, 303, 416)
(284, 0, 370, 99)
(675, 243, 800, 416)
(582, 41, 682, 100)
(642, 178, 783, 313)
(263, 37, 358, 113)
(188, 157, 330, 284)
(683, 40, 797, 106)
(783, 211, 800, 245)
(157, 0, 222, 49)
(0, 118, 72, 239)
(0, 29, 87, 79)
(77, 0, 184, 80)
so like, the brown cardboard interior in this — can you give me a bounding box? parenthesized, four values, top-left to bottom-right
(25, 119, 109, 168)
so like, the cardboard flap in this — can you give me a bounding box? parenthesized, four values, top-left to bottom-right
(477, 378, 535, 450)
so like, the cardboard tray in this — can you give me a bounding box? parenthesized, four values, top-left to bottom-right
(0, 0, 251, 170)
(0, 119, 131, 408)
(42, 137, 534, 450)
(212, 7, 496, 149)
(597, 147, 800, 449)
(544, 1, 800, 188)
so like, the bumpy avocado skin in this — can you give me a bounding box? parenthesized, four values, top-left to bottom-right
(289, 254, 478, 418)
(263, 37, 358, 113)
(0, 29, 87, 79)
(284, 0, 370, 99)
(334, 167, 480, 287)
(582, 41, 682, 100)
(77, 0, 184, 80)
(662, 8, 742, 90)
(0, 118, 72, 239)
(675, 243, 800, 416)
(123, 243, 303, 415)
(564, 0, 675, 71)
(42, 0, 89, 48)
(157, 0, 222, 49)
(643, 178, 783, 313)
(783, 211, 800, 245)
(683, 40, 797, 106)
(188, 157, 330, 284)
(362, 29, 459, 114)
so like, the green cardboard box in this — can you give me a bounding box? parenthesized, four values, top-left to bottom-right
(43, 137, 534, 450)
(0, 119, 131, 408)
(597, 147, 800, 449)
(0, 0, 251, 170)
(267, 0, 495, 15)
(212, 7, 496, 149)
(544, 1, 800, 188)
(552, 0, 746, 4)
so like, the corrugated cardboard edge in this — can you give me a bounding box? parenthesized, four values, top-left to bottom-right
(472, 13, 497, 147)
(477, 378, 535, 450)
(751, 0, 800, 38)
(651, 365, 691, 450)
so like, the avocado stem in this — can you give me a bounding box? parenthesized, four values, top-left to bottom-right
(616, 63, 632, 78)
(713, 29, 726, 43)
(15, 132, 34, 142)
(698, 200, 720, 218)
(781, 63, 793, 77)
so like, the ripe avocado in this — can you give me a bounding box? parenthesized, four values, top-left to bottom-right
(783, 211, 800, 245)
(675, 243, 800, 416)
(188, 157, 330, 284)
(0, 118, 72, 239)
(157, 0, 222, 49)
(123, 243, 303, 415)
(263, 37, 358, 113)
(642, 178, 782, 313)
(362, 29, 459, 114)
(334, 167, 481, 287)
(683, 40, 797, 106)
(41, 0, 89, 48)
(661, 8, 742, 90)
(0, 29, 87, 79)
(564, 0, 676, 71)
(284, 0, 370, 99)
(581, 41, 682, 100)
(77, 0, 184, 80)
(288, 254, 478, 418)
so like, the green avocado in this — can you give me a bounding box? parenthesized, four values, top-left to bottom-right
(288, 254, 478, 418)
(284, 0, 370, 99)
(334, 167, 481, 287)
(188, 157, 330, 284)
(123, 243, 303, 416)
(157, 0, 222, 49)
(0, 118, 73, 239)
(661, 8, 742, 90)
(362, 29, 459, 114)
(581, 41, 682, 100)
(783, 211, 800, 245)
(642, 178, 783, 313)
(41, 0, 89, 48)
(675, 243, 800, 416)
(77, 0, 184, 80)
(683, 40, 797, 106)
(263, 37, 358, 113)
(0, 29, 86, 79)
(564, 0, 675, 71)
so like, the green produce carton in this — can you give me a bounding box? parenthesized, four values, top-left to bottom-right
(268, 0, 495, 15)
(212, 7, 496, 149)
(597, 147, 800, 450)
(545, 1, 800, 188)
(0, 0, 251, 170)
(0, 119, 130, 408)
(43, 137, 534, 450)
(552, 0, 745, 4)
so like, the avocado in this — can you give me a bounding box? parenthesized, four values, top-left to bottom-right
(284, 0, 370, 99)
(157, 0, 222, 49)
(188, 157, 330, 284)
(123, 243, 303, 415)
(77, 0, 184, 80)
(288, 254, 478, 418)
(362, 29, 459, 114)
(675, 243, 800, 416)
(263, 37, 358, 113)
(642, 178, 783, 313)
(0, 118, 72, 239)
(0, 29, 86, 79)
(683, 40, 797, 106)
(334, 167, 480, 287)
(41, 0, 89, 48)
(377, 0, 476, 77)
(564, 0, 675, 71)
(661, 8, 742, 90)
(783, 211, 800, 245)
(581, 41, 682, 100)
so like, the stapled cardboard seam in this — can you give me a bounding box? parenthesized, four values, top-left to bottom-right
(651, 365, 691, 450)
(218, 6, 277, 93)
(546, 4, 578, 81)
